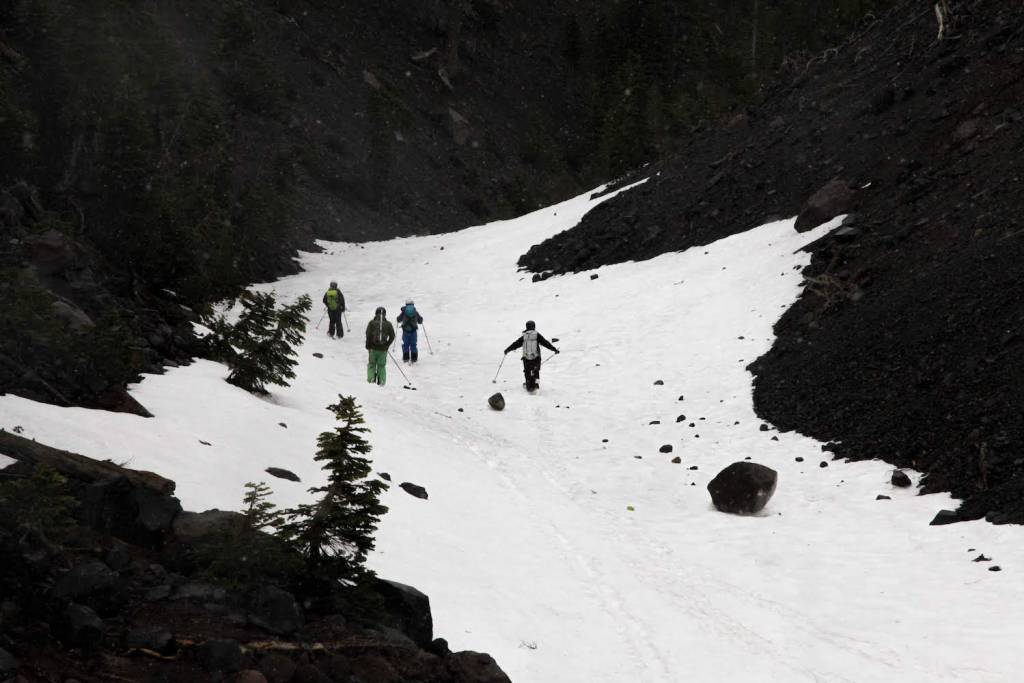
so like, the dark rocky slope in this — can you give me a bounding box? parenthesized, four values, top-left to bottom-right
(0, 431, 510, 682)
(519, 0, 1024, 523)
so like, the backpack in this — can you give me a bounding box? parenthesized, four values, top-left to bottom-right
(522, 330, 540, 360)
(402, 304, 418, 330)
(325, 289, 340, 311)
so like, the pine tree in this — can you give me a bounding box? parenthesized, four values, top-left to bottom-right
(282, 397, 389, 584)
(242, 481, 285, 533)
(223, 291, 312, 394)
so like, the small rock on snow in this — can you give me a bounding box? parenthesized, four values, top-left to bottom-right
(876, 495, 891, 501)
(659, 444, 673, 453)
(649, 420, 661, 425)
(265, 467, 300, 482)
(400, 482, 429, 500)
(590, 273, 599, 280)
(671, 456, 681, 464)
(795, 457, 804, 462)
(973, 554, 991, 562)
(759, 424, 770, 432)
(989, 566, 1002, 572)
(819, 461, 829, 468)
(312, 353, 324, 359)
(654, 380, 664, 385)
(676, 415, 686, 422)
(378, 472, 392, 481)
(891, 470, 912, 488)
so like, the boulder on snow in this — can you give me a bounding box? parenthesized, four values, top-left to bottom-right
(265, 467, 301, 483)
(487, 393, 505, 411)
(400, 482, 428, 500)
(890, 470, 912, 488)
(707, 462, 778, 514)
(795, 179, 854, 232)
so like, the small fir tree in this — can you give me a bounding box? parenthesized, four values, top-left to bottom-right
(282, 396, 388, 583)
(242, 481, 285, 533)
(209, 291, 311, 394)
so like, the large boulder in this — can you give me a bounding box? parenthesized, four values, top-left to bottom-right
(247, 586, 304, 635)
(0, 647, 17, 678)
(371, 578, 433, 648)
(64, 603, 104, 648)
(488, 393, 505, 411)
(54, 560, 120, 602)
(80, 476, 181, 547)
(172, 510, 245, 540)
(197, 638, 243, 673)
(707, 462, 778, 514)
(794, 179, 854, 232)
(447, 651, 512, 683)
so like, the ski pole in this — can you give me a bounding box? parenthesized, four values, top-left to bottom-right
(342, 311, 351, 332)
(388, 351, 414, 388)
(492, 354, 508, 383)
(315, 309, 327, 330)
(542, 352, 559, 365)
(422, 325, 434, 355)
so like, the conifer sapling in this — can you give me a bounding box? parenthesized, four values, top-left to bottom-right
(282, 396, 388, 582)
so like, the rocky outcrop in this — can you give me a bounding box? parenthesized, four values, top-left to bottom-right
(0, 438, 510, 681)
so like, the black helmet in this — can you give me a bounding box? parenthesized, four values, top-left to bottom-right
(330, 280, 337, 288)
(525, 320, 536, 330)
(376, 306, 386, 317)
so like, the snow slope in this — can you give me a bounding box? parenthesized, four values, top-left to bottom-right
(2, 185, 1022, 682)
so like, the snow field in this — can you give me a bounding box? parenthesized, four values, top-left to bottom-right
(2, 184, 1022, 682)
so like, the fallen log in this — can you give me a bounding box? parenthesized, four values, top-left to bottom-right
(0, 430, 175, 495)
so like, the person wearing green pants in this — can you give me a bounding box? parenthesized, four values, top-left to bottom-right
(365, 306, 396, 386)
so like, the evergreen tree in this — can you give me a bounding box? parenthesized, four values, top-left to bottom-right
(222, 291, 312, 394)
(242, 481, 285, 533)
(282, 397, 388, 584)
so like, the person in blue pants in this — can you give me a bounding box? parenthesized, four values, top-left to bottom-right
(396, 299, 424, 363)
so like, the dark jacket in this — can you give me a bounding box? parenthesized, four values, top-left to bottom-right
(366, 314, 396, 351)
(505, 330, 557, 357)
(323, 288, 345, 311)
(397, 305, 423, 332)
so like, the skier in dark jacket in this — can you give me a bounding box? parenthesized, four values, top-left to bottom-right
(504, 320, 559, 392)
(365, 307, 396, 386)
(396, 299, 424, 363)
(322, 281, 346, 339)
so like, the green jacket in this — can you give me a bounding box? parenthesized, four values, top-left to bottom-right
(365, 316, 396, 351)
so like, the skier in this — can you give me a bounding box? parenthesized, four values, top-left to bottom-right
(396, 299, 424, 363)
(365, 307, 396, 386)
(504, 320, 559, 392)
(322, 281, 346, 339)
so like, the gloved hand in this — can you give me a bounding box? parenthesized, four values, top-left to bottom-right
(555, 348, 561, 354)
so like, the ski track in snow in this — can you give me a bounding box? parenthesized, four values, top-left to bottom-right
(3, 183, 1023, 682)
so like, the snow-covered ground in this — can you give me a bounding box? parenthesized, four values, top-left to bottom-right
(3, 185, 1022, 682)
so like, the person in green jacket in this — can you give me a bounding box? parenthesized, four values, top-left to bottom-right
(322, 281, 346, 339)
(365, 306, 396, 386)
